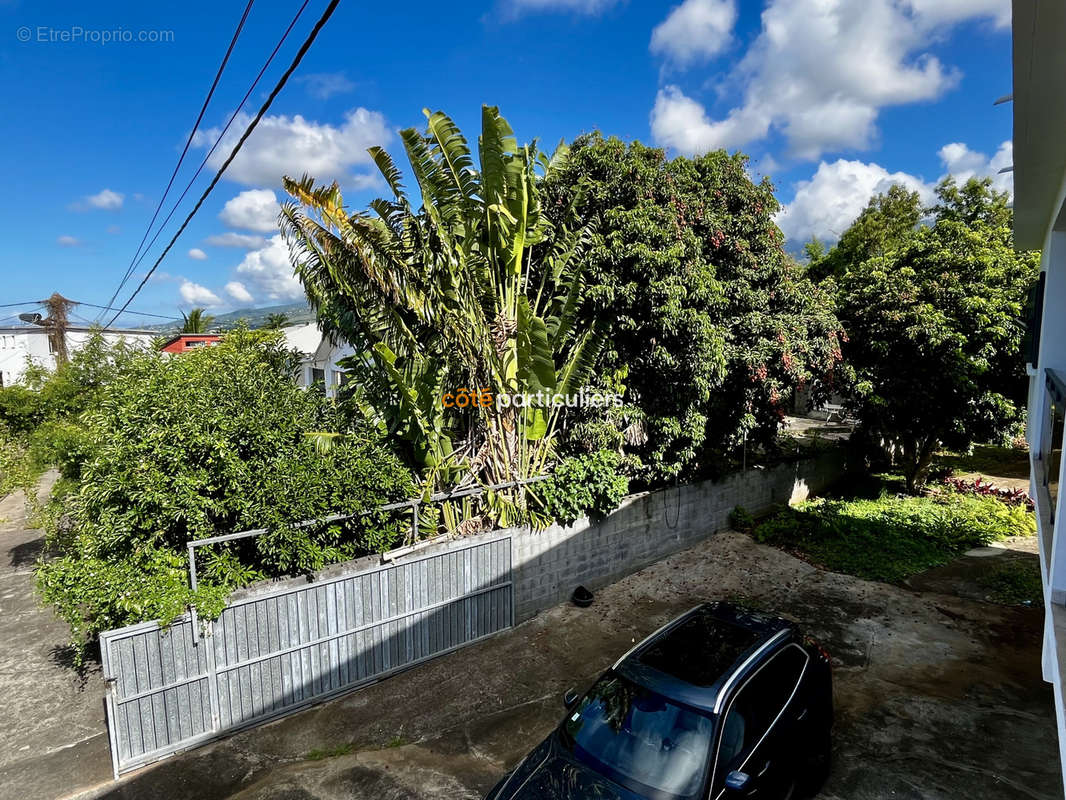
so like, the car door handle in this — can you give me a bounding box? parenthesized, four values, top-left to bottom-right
(757, 760, 772, 778)
(797, 707, 809, 722)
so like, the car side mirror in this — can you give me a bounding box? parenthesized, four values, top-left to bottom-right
(724, 770, 752, 794)
(563, 688, 580, 709)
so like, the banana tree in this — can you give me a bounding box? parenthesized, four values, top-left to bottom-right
(280, 106, 604, 522)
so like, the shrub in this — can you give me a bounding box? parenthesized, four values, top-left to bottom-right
(538, 450, 629, 524)
(35, 328, 415, 657)
(0, 427, 38, 500)
(729, 505, 755, 533)
(754, 491, 1033, 583)
(0, 385, 44, 433)
(28, 420, 96, 481)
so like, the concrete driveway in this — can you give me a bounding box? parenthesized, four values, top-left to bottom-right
(85, 529, 1060, 800)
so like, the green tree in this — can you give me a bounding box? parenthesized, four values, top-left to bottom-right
(541, 134, 843, 481)
(264, 312, 290, 329)
(280, 107, 603, 522)
(809, 184, 923, 281)
(835, 177, 1039, 492)
(181, 308, 215, 333)
(36, 327, 414, 654)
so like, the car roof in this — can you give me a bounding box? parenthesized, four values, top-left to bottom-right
(613, 602, 794, 713)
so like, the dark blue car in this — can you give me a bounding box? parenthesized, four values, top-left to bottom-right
(485, 603, 833, 800)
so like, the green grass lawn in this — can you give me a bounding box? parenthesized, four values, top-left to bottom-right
(977, 559, 1044, 606)
(753, 482, 1035, 584)
(933, 444, 1031, 482)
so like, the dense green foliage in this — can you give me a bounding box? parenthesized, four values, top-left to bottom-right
(35, 330, 414, 655)
(825, 178, 1039, 491)
(282, 107, 608, 526)
(541, 134, 843, 483)
(807, 185, 922, 282)
(754, 490, 1034, 583)
(539, 450, 630, 524)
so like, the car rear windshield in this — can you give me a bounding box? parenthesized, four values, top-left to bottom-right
(560, 674, 714, 800)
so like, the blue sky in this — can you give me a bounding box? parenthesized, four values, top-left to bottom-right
(0, 0, 1014, 326)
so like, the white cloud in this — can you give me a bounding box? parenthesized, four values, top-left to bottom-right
(650, 0, 737, 66)
(107, 225, 121, 235)
(904, 0, 1010, 28)
(776, 138, 1014, 244)
(297, 72, 356, 100)
(650, 0, 1007, 160)
(776, 159, 933, 244)
(187, 248, 208, 261)
(234, 235, 304, 301)
(938, 140, 1013, 193)
(219, 189, 281, 233)
(57, 235, 81, 247)
(651, 85, 769, 156)
(72, 188, 124, 211)
(205, 232, 269, 249)
(179, 280, 222, 307)
(193, 108, 389, 186)
(225, 281, 254, 304)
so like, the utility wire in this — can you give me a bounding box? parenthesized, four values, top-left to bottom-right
(104, 0, 341, 329)
(76, 302, 181, 321)
(100, 0, 257, 321)
(113, 0, 311, 306)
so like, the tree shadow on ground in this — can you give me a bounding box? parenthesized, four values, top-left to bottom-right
(8, 536, 44, 567)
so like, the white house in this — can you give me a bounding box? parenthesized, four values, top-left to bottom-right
(282, 322, 354, 398)
(0, 325, 155, 387)
(1014, 0, 1066, 788)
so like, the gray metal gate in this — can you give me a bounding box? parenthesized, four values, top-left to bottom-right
(99, 536, 513, 776)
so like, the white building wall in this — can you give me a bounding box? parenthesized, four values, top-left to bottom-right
(0, 328, 155, 387)
(1027, 212, 1066, 791)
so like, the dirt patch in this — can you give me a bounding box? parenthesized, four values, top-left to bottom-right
(82, 529, 1060, 800)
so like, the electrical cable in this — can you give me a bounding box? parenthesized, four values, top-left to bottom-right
(103, 0, 341, 329)
(99, 0, 258, 319)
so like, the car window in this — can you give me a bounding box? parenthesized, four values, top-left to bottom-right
(713, 646, 808, 782)
(560, 674, 715, 799)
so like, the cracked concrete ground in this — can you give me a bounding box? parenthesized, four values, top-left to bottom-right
(77, 528, 1059, 800)
(0, 474, 113, 800)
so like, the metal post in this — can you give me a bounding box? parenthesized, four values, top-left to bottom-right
(187, 543, 200, 644)
(410, 501, 420, 546)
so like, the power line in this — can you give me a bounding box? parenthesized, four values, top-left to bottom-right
(104, 0, 341, 329)
(99, 0, 257, 320)
(76, 302, 181, 321)
(0, 298, 178, 320)
(108, 0, 312, 313)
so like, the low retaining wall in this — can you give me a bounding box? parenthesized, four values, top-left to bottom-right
(392, 448, 846, 623)
(510, 448, 845, 620)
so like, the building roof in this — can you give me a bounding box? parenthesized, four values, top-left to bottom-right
(282, 322, 323, 356)
(158, 333, 221, 349)
(1012, 0, 1066, 250)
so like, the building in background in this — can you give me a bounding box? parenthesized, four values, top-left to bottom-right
(282, 323, 352, 398)
(0, 325, 155, 386)
(1014, 0, 1066, 787)
(158, 333, 222, 354)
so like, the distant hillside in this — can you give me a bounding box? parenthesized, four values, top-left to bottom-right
(148, 302, 316, 333)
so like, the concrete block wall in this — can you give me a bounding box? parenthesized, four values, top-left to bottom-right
(237, 449, 846, 622)
(510, 449, 846, 621)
